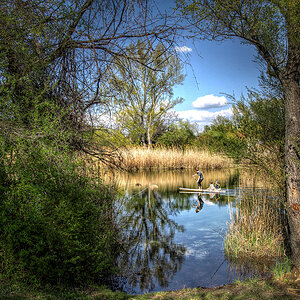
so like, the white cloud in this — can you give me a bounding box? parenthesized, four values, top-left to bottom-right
(184, 246, 209, 260)
(175, 46, 192, 53)
(192, 94, 228, 109)
(176, 108, 233, 124)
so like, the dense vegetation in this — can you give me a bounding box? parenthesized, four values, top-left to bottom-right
(0, 134, 119, 285)
(199, 80, 285, 191)
(0, 0, 299, 298)
(0, 0, 178, 290)
(0, 2, 121, 283)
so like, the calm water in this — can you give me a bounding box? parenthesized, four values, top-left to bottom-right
(112, 169, 270, 294)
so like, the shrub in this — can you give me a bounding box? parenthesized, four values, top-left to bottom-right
(0, 141, 120, 286)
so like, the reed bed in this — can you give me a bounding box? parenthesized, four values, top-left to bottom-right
(122, 147, 232, 170)
(225, 185, 285, 261)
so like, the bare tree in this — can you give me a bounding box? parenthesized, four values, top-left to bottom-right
(0, 0, 181, 166)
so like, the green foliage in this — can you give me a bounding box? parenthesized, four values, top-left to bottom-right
(109, 41, 185, 147)
(272, 256, 292, 279)
(199, 84, 285, 189)
(0, 13, 121, 283)
(157, 120, 197, 149)
(232, 92, 285, 149)
(177, 0, 294, 75)
(0, 280, 131, 299)
(0, 137, 119, 286)
(199, 116, 247, 160)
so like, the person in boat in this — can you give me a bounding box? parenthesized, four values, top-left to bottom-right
(193, 169, 204, 190)
(193, 193, 204, 213)
(208, 182, 216, 200)
(208, 182, 215, 190)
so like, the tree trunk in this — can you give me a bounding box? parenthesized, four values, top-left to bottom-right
(147, 115, 152, 148)
(283, 77, 300, 270)
(147, 127, 152, 148)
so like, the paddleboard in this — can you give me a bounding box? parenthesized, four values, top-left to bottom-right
(179, 187, 226, 193)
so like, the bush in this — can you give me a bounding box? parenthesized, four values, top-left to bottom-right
(0, 141, 120, 286)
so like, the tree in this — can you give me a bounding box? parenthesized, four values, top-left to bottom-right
(199, 115, 246, 157)
(0, 0, 182, 286)
(201, 87, 285, 189)
(177, 0, 300, 269)
(0, 0, 179, 157)
(108, 41, 185, 147)
(157, 120, 197, 149)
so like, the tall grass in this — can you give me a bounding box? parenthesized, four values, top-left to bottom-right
(225, 184, 285, 261)
(272, 256, 292, 279)
(121, 147, 232, 170)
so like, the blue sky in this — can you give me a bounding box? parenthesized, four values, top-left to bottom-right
(158, 1, 262, 130)
(172, 39, 261, 129)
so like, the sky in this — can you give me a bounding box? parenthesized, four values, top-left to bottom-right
(172, 39, 261, 130)
(158, 1, 262, 130)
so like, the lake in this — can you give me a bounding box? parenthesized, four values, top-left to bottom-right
(110, 169, 271, 294)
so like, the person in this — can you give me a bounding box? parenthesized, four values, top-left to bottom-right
(209, 192, 215, 200)
(212, 181, 221, 201)
(215, 180, 221, 190)
(208, 182, 215, 190)
(193, 193, 204, 213)
(193, 169, 204, 190)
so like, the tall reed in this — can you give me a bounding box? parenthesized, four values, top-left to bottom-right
(121, 147, 232, 170)
(225, 184, 285, 261)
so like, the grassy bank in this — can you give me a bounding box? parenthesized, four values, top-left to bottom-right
(121, 147, 233, 171)
(1, 275, 299, 299)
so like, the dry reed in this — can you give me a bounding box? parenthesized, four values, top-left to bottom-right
(121, 147, 232, 171)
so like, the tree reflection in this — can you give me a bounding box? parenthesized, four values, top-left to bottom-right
(118, 185, 185, 292)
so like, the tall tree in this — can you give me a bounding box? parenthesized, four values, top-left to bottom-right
(157, 120, 197, 149)
(177, 0, 300, 269)
(0, 0, 183, 285)
(0, 0, 178, 158)
(109, 41, 185, 147)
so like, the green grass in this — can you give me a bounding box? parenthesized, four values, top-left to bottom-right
(131, 278, 300, 299)
(272, 257, 292, 279)
(1, 276, 299, 300)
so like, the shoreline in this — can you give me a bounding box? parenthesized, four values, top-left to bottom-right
(1, 275, 299, 299)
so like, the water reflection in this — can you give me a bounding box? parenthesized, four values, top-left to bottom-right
(226, 256, 276, 283)
(193, 193, 204, 213)
(112, 168, 239, 193)
(117, 185, 185, 292)
(114, 169, 278, 294)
